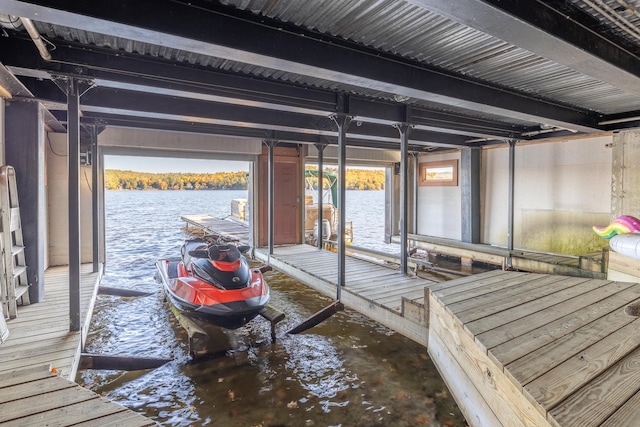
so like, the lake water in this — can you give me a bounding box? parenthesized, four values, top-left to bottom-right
(78, 190, 467, 426)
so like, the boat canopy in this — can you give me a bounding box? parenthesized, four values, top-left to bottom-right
(305, 169, 338, 206)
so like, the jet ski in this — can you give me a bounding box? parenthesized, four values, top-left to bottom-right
(156, 234, 270, 329)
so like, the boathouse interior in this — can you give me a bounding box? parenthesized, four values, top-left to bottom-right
(4, 1, 640, 426)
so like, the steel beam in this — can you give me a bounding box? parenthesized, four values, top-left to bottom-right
(330, 111, 352, 298)
(89, 125, 99, 272)
(405, 0, 640, 98)
(461, 147, 481, 244)
(2, 39, 531, 140)
(263, 138, 277, 257)
(394, 118, 412, 276)
(65, 77, 81, 331)
(0, 0, 600, 132)
(507, 140, 517, 268)
(52, 75, 93, 331)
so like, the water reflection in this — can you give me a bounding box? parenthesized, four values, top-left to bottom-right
(79, 191, 467, 426)
(82, 267, 467, 426)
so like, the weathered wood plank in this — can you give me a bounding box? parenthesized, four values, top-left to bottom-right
(455, 276, 592, 323)
(527, 317, 640, 410)
(475, 280, 636, 349)
(1, 337, 79, 361)
(429, 294, 551, 426)
(467, 279, 623, 339)
(599, 389, 640, 427)
(506, 304, 638, 385)
(376, 289, 426, 310)
(71, 410, 157, 427)
(435, 272, 532, 301)
(349, 274, 418, 292)
(490, 286, 640, 366)
(0, 364, 52, 387)
(428, 327, 504, 427)
(1, 398, 128, 427)
(548, 344, 640, 427)
(0, 376, 76, 404)
(429, 270, 517, 294)
(0, 386, 98, 423)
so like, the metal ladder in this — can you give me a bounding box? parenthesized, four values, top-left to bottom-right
(0, 165, 30, 319)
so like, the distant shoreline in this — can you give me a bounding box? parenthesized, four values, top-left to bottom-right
(105, 168, 386, 191)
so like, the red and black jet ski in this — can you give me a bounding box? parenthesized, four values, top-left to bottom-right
(156, 234, 270, 329)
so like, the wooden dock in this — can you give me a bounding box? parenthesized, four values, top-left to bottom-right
(182, 214, 249, 243)
(0, 264, 155, 426)
(428, 270, 640, 427)
(254, 245, 640, 427)
(254, 244, 438, 345)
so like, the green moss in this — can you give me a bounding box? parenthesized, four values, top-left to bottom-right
(518, 211, 610, 255)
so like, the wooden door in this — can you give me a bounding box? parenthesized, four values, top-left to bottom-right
(259, 156, 300, 246)
(273, 161, 298, 244)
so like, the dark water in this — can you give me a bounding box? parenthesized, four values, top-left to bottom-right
(78, 190, 467, 426)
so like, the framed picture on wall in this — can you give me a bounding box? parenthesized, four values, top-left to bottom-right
(418, 160, 458, 186)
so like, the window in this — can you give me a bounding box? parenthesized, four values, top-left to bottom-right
(418, 160, 458, 186)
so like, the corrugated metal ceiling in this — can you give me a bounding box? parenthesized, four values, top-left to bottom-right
(569, 0, 640, 47)
(30, 0, 640, 118)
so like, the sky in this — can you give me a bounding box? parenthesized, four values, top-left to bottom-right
(104, 155, 249, 173)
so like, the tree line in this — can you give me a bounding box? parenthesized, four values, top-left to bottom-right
(105, 168, 386, 191)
